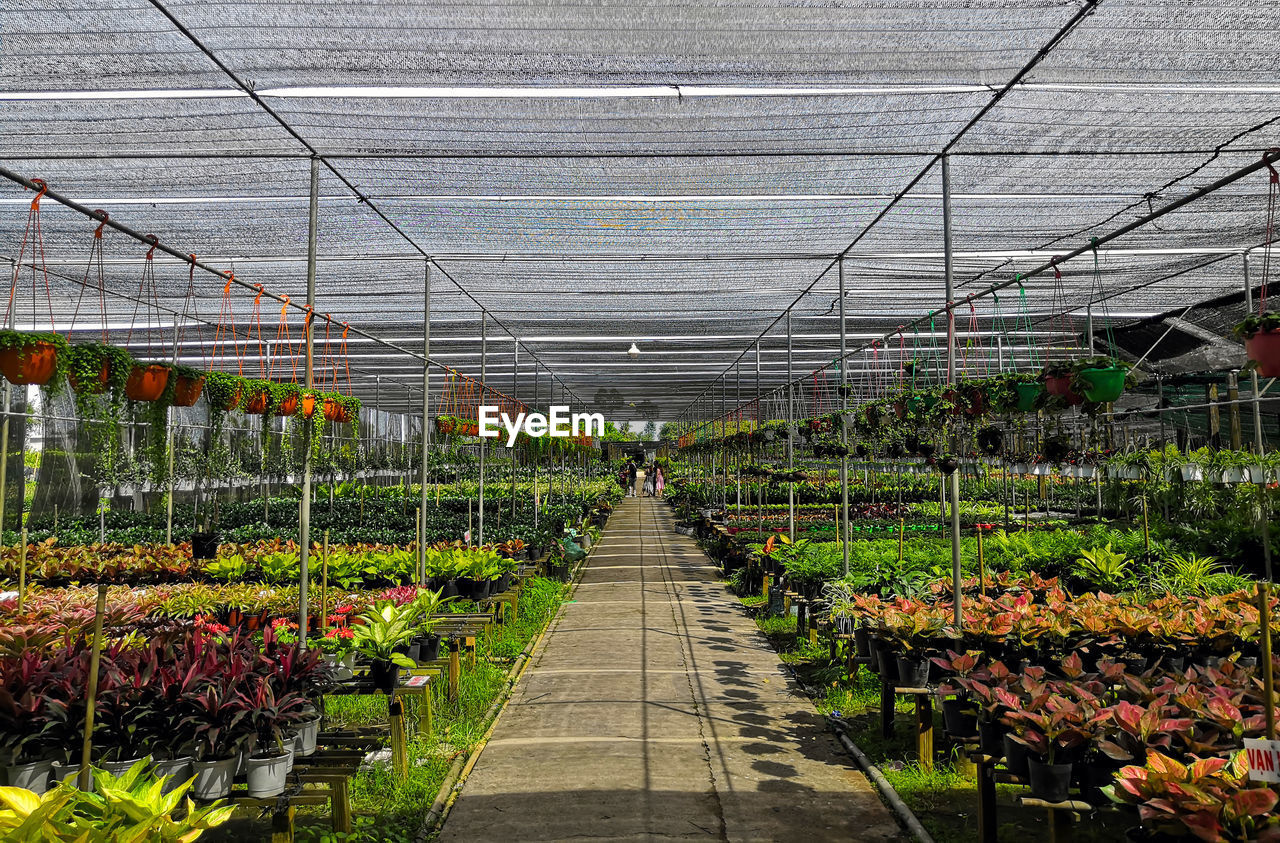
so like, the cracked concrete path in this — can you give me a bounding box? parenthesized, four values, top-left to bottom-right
(438, 497, 901, 842)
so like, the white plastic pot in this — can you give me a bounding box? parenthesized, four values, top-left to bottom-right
(99, 756, 149, 779)
(1249, 466, 1270, 484)
(151, 757, 194, 794)
(245, 751, 293, 798)
(1179, 465, 1204, 482)
(6, 759, 53, 794)
(295, 716, 320, 758)
(1220, 467, 1246, 484)
(191, 757, 237, 800)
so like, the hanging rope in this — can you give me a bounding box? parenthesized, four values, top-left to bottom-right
(211, 274, 244, 376)
(6, 179, 55, 332)
(70, 211, 110, 342)
(1090, 238, 1117, 355)
(269, 296, 297, 383)
(249, 286, 267, 378)
(1261, 152, 1279, 315)
(1017, 280, 1042, 369)
(124, 235, 161, 361)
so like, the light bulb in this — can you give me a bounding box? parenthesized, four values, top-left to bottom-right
(627, 342, 640, 358)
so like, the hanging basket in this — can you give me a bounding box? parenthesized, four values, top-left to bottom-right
(1075, 366, 1126, 403)
(1014, 382, 1044, 412)
(71, 359, 111, 395)
(892, 401, 906, 419)
(301, 393, 318, 418)
(244, 388, 270, 415)
(0, 340, 59, 386)
(435, 415, 455, 435)
(124, 364, 171, 402)
(323, 397, 350, 423)
(276, 394, 299, 417)
(208, 386, 241, 412)
(1044, 375, 1083, 406)
(1246, 330, 1280, 378)
(965, 388, 987, 417)
(172, 374, 205, 407)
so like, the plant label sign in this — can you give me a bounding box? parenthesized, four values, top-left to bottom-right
(1244, 738, 1280, 783)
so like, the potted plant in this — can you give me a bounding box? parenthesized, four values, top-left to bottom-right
(350, 600, 419, 693)
(240, 378, 272, 415)
(237, 677, 306, 798)
(171, 364, 206, 407)
(1235, 311, 1280, 377)
(182, 683, 251, 800)
(203, 371, 243, 413)
(1070, 356, 1132, 403)
(266, 381, 301, 417)
(0, 329, 68, 388)
(124, 361, 172, 402)
(67, 341, 132, 396)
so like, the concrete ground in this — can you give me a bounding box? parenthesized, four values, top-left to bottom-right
(438, 496, 901, 842)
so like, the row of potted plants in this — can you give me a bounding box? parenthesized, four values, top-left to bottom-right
(0, 329, 361, 423)
(0, 624, 327, 800)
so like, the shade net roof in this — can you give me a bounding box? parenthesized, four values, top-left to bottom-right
(2, 0, 1279, 421)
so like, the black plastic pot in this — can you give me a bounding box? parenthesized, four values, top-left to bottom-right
(1028, 757, 1072, 803)
(941, 697, 979, 738)
(896, 656, 930, 688)
(497, 571, 513, 592)
(403, 642, 421, 662)
(418, 634, 441, 662)
(853, 626, 871, 657)
(872, 640, 900, 683)
(368, 660, 400, 694)
(549, 562, 571, 582)
(192, 531, 220, 560)
(1003, 734, 1031, 778)
(979, 719, 1003, 757)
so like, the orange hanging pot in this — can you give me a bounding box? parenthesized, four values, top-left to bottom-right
(301, 393, 317, 418)
(276, 394, 299, 416)
(323, 397, 350, 423)
(172, 374, 206, 407)
(244, 388, 270, 415)
(0, 340, 59, 386)
(124, 364, 171, 402)
(70, 360, 111, 395)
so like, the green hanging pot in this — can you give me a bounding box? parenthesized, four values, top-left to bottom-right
(1074, 366, 1126, 403)
(1014, 382, 1044, 412)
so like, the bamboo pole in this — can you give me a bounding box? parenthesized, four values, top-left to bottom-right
(17, 526, 27, 613)
(78, 583, 109, 790)
(321, 529, 330, 633)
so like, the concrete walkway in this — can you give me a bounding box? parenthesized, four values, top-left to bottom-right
(439, 497, 900, 842)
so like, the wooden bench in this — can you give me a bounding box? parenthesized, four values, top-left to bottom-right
(879, 683, 938, 771)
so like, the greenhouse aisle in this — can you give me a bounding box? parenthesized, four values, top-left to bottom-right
(439, 497, 900, 842)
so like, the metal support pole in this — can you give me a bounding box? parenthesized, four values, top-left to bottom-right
(787, 311, 795, 541)
(512, 339, 518, 517)
(299, 155, 318, 645)
(839, 257, 850, 577)
(478, 312, 487, 544)
(420, 262, 432, 575)
(943, 154, 963, 631)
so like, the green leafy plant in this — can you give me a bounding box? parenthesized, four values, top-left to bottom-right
(1073, 543, 1134, 589)
(0, 330, 71, 396)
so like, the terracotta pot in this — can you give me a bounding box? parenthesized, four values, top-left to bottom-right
(1246, 330, 1280, 378)
(323, 397, 349, 423)
(0, 340, 59, 386)
(301, 393, 317, 418)
(276, 394, 299, 416)
(71, 359, 111, 395)
(172, 374, 205, 407)
(244, 389, 269, 415)
(124, 364, 170, 402)
(209, 387, 241, 412)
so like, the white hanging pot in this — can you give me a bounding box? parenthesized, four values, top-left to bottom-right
(1179, 465, 1203, 482)
(1249, 466, 1270, 484)
(1220, 467, 1246, 484)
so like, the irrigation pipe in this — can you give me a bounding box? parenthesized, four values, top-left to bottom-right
(826, 714, 936, 843)
(418, 543, 592, 838)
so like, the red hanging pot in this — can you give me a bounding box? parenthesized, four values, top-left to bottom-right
(966, 388, 987, 417)
(210, 387, 241, 412)
(0, 341, 59, 386)
(1247, 330, 1280, 378)
(244, 389, 269, 415)
(1044, 375, 1083, 406)
(172, 374, 205, 407)
(70, 359, 111, 395)
(301, 393, 317, 418)
(124, 364, 171, 402)
(276, 394, 299, 417)
(893, 401, 906, 419)
(435, 416, 455, 434)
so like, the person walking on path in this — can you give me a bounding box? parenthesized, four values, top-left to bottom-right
(654, 464, 665, 497)
(643, 464, 656, 497)
(626, 461, 637, 497)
